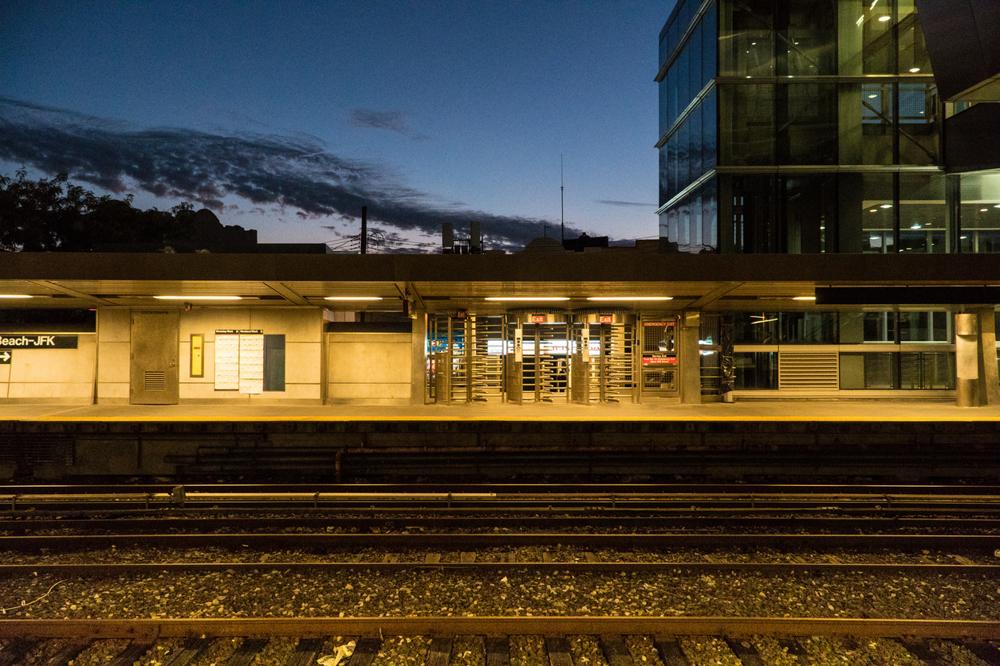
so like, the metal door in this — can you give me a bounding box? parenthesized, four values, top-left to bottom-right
(130, 310, 179, 405)
(518, 317, 570, 403)
(639, 318, 679, 398)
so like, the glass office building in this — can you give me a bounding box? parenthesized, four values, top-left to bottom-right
(656, 0, 1000, 255)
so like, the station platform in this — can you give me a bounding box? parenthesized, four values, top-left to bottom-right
(0, 399, 999, 422)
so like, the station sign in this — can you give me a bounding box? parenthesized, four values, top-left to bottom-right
(0, 350, 10, 364)
(0, 334, 78, 349)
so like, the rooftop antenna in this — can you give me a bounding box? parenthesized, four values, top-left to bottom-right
(560, 154, 565, 242)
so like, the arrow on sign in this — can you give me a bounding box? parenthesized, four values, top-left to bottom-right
(0, 350, 10, 363)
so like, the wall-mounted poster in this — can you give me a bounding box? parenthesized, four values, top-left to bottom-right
(214, 329, 263, 393)
(238, 332, 264, 394)
(214, 332, 240, 390)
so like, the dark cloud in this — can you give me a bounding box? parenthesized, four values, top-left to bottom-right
(0, 97, 577, 250)
(349, 108, 429, 140)
(596, 199, 657, 208)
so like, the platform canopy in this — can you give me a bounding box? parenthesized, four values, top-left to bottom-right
(1, 252, 999, 312)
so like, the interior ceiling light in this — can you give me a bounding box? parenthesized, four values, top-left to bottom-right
(323, 296, 384, 301)
(879, 203, 893, 209)
(878, 15, 891, 21)
(869, 208, 878, 213)
(980, 208, 989, 212)
(909, 67, 921, 73)
(751, 317, 779, 325)
(154, 295, 242, 301)
(0, 294, 34, 299)
(867, 93, 879, 99)
(791, 296, 816, 301)
(484, 297, 570, 302)
(586, 296, 674, 301)
(994, 204, 1000, 208)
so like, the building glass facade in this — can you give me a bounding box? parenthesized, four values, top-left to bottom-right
(656, 0, 1000, 255)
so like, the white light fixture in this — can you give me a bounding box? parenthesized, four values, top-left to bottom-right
(751, 317, 779, 325)
(878, 15, 891, 22)
(586, 296, 674, 302)
(0, 294, 34, 299)
(980, 208, 989, 212)
(154, 295, 243, 301)
(879, 203, 893, 209)
(323, 296, 384, 301)
(910, 223, 922, 229)
(484, 297, 570, 302)
(869, 208, 878, 213)
(994, 204, 1000, 209)
(791, 296, 816, 301)
(909, 67, 921, 73)
(867, 93, 879, 99)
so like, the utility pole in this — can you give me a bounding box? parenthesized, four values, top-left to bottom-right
(360, 206, 368, 254)
(560, 154, 565, 243)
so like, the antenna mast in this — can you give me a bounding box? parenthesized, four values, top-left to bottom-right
(560, 154, 565, 242)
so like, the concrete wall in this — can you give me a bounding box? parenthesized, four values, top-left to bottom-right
(327, 332, 412, 404)
(0, 333, 96, 403)
(97, 307, 324, 404)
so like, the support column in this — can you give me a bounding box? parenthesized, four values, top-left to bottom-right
(976, 308, 1000, 406)
(410, 311, 427, 405)
(679, 311, 702, 404)
(955, 312, 980, 407)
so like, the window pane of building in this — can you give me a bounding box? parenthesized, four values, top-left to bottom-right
(860, 173, 895, 253)
(733, 312, 779, 343)
(781, 0, 837, 75)
(702, 2, 717, 83)
(843, 82, 894, 165)
(780, 312, 838, 343)
(897, 0, 931, 75)
(899, 311, 949, 342)
(720, 85, 775, 165)
(899, 173, 946, 253)
(778, 83, 837, 164)
(735, 352, 778, 389)
(862, 0, 895, 73)
(898, 83, 938, 165)
(702, 88, 717, 171)
(900, 352, 954, 388)
(783, 175, 836, 253)
(960, 172, 1000, 253)
(701, 178, 718, 252)
(719, 0, 775, 77)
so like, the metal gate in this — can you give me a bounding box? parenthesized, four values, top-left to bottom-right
(512, 316, 571, 403)
(429, 314, 504, 403)
(129, 310, 179, 405)
(639, 317, 679, 398)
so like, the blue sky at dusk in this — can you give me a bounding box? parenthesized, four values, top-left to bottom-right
(1, 1, 673, 250)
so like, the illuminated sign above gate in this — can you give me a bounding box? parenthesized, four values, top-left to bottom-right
(0, 334, 78, 349)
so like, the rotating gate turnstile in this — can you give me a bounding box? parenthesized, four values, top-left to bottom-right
(430, 312, 643, 405)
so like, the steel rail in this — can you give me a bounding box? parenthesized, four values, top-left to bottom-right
(1, 616, 998, 640)
(1, 532, 998, 550)
(0, 561, 995, 576)
(2, 515, 999, 532)
(4, 482, 999, 494)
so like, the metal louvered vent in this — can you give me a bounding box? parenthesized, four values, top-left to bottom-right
(778, 351, 839, 390)
(144, 370, 167, 391)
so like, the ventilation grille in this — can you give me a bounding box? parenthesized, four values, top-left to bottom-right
(778, 351, 839, 390)
(144, 370, 167, 391)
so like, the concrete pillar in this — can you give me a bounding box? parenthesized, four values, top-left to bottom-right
(679, 311, 702, 404)
(955, 312, 980, 407)
(410, 311, 427, 405)
(976, 308, 1000, 406)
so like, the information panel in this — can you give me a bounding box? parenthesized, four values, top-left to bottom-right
(214, 333, 241, 390)
(238, 333, 264, 394)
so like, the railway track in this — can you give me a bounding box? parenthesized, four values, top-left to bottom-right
(1, 617, 998, 665)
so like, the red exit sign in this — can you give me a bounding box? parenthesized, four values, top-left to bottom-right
(530, 314, 547, 323)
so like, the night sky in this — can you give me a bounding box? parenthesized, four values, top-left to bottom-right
(1, 1, 672, 251)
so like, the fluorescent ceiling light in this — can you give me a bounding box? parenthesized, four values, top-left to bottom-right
(878, 15, 891, 22)
(0, 294, 33, 299)
(154, 295, 242, 301)
(587, 296, 674, 301)
(791, 296, 816, 301)
(879, 203, 893, 209)
(484, 297, 570, 302)
(752, 317, 778, 325)
(980, 208, 989, 212)
(324, 296, 384, 301)
(908, 67, 921, 73)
